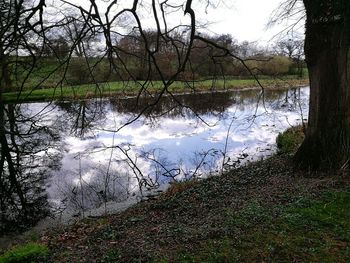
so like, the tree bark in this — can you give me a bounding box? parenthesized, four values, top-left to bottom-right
(295, 0, 350, 169)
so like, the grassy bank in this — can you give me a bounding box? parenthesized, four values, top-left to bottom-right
(276, 125, 305, 154)
(2, 77, 309, 103)
(43, 157, 348, 263)
(3, 127, 348, 262)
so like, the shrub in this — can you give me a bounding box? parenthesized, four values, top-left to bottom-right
(245, 55, 293, 76)
(0, 242, 48, 263)
(276, 125, 305, 154)
(263, 56, 292, 75)
(67, 58, 90, 85)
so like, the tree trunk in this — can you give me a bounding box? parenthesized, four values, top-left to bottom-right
(295, 1, 350, 169)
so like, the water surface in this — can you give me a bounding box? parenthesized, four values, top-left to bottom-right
(5, 87, 310, 221)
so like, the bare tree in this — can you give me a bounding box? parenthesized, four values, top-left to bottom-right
(0, 0, 68, 233)
(274, 34, 304, 77)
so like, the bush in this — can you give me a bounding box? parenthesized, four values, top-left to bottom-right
(276, 126, 305, 154)
(267, 56, 292, 75)
(67, 58, 89, 85)
(245, 55, 293, 76)
(0, 242, 48, 263)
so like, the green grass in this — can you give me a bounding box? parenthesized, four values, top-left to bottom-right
(0, 242, 48, 263)
(2, 82, 127, 103)
(276, 125, 305, 154)
(46, 152, 348, 262)
(263, 191, 350, 262)
(2, 76, 309, 103)
(174, 240, 239, 263)
(162, 191, 350, 262)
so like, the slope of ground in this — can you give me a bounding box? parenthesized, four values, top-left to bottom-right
(45, 154, 349, 262)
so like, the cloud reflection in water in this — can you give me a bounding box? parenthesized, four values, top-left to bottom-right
(43, 87, 309, 216)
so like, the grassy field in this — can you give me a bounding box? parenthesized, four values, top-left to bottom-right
(2, 76, 309, 103)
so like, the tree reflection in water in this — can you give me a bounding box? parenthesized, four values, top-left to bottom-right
(0, 103, 62, 234)
(48, 88, 308, 220)
(0, 88, 309, 231)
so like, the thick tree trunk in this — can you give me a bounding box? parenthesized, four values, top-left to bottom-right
(295, 1, 350, 169)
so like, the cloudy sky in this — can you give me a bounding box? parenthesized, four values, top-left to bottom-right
(200, 0, 305, 43)
(62, 0, 305, 44)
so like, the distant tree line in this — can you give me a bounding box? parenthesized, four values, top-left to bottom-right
(20, 29, 305, 88)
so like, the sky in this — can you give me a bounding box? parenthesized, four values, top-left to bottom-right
(199, 0, 305, 43)
(61, 0, 305, 45)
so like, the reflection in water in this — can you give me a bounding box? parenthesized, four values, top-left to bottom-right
(0, 103, 62, 234)
(1, 87, 309, 229)
(55, 100, 107, 137)
(48, 87, 309, 219)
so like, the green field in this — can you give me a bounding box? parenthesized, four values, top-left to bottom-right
(2, 76, 309, 103)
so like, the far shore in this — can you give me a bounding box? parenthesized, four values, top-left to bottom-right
(2, 77, 309, 103)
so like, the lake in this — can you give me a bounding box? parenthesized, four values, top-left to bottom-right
(1, 87, 309, 227)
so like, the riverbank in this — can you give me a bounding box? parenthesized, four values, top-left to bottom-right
(2, 77, 308, 103)
(1, 127, 349, 262)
